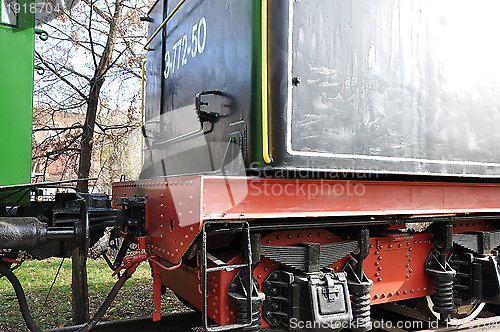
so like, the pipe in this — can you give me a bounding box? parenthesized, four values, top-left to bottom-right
(141, 59, 146, 167)
(148, 256, 182, 271)
(0, 264, 43, 332)
(0, 264, 132, 332)
(0, 218, 80, 250)
(0, 217, 47, 250)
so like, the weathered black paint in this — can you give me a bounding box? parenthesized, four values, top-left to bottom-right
(142, 0, 253, 178)
(142, 0, 500, 179)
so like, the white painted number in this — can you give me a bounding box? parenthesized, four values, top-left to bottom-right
(197, 17, 207, 55)
(164, 16, 207, 79)
(182, 34, 188, 66)
(172, 41, 178, 73)
(191, 23, 198, 57)
(176, 37, 182, 71)
(164, 50, 171, 78)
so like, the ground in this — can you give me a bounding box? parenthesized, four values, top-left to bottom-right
(0, 257, 190, 331)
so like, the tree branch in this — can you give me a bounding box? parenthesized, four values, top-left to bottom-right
(35, 51, 88, 101)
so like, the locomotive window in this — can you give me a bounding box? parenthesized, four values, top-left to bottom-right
(0, 0, 17, 27)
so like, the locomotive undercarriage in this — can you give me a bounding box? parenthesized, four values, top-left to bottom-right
(153, 221, 500, 331)
(3, 178, 500, 331)
(111, 176, 500, 331)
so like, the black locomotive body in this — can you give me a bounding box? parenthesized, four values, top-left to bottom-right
(142, 0, 500, 179)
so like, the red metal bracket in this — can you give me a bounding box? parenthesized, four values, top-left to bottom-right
(150, 258, 162, 321)
(112, 253, 147, 277)
(137, 236, 147, 250)
(148, 256, 182, 271)
(147, 256, 183, 321)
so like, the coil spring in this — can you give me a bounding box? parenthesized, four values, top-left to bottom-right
(432, 279, 455, 315)
(236, 302, 262, 332)
(351, 293, 371, 331)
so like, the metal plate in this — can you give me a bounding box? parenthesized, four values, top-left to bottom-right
(287, 0, 500, 177)
(113, 177, 204, 264)
(0, 0, 35, 203)
(141, 0, 253, 178)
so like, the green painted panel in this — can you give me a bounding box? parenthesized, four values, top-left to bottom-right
(250, 0, 264, 167)
(0, 0, 35, 205)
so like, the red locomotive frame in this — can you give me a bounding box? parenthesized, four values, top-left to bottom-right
(113, 176, 500, 326)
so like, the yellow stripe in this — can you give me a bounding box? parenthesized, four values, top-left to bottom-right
(144, 0, 186, 51)
(261, 0, 272, 163)
(141, 60, 146, 167)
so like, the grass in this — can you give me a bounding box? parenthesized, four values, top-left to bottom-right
(0, 257, 189, 332)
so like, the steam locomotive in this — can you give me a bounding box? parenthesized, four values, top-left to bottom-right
(4, 0, 500, 331)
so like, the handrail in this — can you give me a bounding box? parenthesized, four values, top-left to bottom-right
(261, 0, 272, 163)
(144, 0, 186, 51)
(140, 59, 146, 167)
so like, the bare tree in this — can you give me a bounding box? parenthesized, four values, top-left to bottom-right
(34, 0, 149, 323)
(77, 0, 124, 194)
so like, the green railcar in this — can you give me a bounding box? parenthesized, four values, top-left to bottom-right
(0, 0, 36, 205)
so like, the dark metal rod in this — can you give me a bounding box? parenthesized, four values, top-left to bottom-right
(46, 228, 75, 240)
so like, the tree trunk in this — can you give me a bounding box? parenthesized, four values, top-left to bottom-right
(77, 79, 103, 193)
(72, 0, 125, 323)
(71, 247, 89, 324)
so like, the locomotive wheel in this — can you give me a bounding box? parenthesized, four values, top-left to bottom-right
(415, 296, 485, 326)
